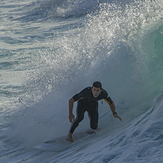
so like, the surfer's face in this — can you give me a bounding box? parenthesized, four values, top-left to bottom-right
(91, 87, 101, 98)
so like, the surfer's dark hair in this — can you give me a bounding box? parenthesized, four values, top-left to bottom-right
(92, 81, 102, 89)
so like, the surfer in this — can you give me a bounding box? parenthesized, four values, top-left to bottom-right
(67, 81, 122, 142)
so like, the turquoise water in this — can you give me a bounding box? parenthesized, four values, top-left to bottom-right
(0, 0, 163, 162)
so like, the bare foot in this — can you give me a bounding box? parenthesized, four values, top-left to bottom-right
(66, 132, 74, 142)
(96, 127, 101, 131)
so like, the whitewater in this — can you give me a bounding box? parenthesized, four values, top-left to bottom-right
(0, 0, 163, 162)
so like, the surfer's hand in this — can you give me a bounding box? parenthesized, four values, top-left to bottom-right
(114, 114, 122, 121)
(69, 114, 75, 123)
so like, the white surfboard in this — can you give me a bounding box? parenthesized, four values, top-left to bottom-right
(33, 130, 96, 152)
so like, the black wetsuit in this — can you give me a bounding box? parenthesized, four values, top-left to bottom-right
(69, 87, 113, 134)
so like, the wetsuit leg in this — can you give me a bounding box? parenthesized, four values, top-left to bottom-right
(69, 100, 85, 134)
(88, 102, 98, 130)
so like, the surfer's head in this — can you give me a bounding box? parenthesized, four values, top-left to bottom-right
(92, 81, 102, 89)
(91, 81, 102, 98)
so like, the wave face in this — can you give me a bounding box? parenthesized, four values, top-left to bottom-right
(0, 0, 163, 162)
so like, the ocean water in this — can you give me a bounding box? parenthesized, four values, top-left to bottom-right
(0, 0, 163, 162)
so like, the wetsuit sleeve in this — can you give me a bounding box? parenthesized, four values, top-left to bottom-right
(104, 96, 113, 105)
(103, 90, 113, 105)
(72, 88, 86, 102)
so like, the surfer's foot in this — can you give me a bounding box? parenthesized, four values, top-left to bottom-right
(96, 127, 101, 131)
(67, 132, 74, 142)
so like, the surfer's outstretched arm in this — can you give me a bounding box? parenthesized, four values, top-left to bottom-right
(68, 98, 75, 123)
(110, 103, 122, 121)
